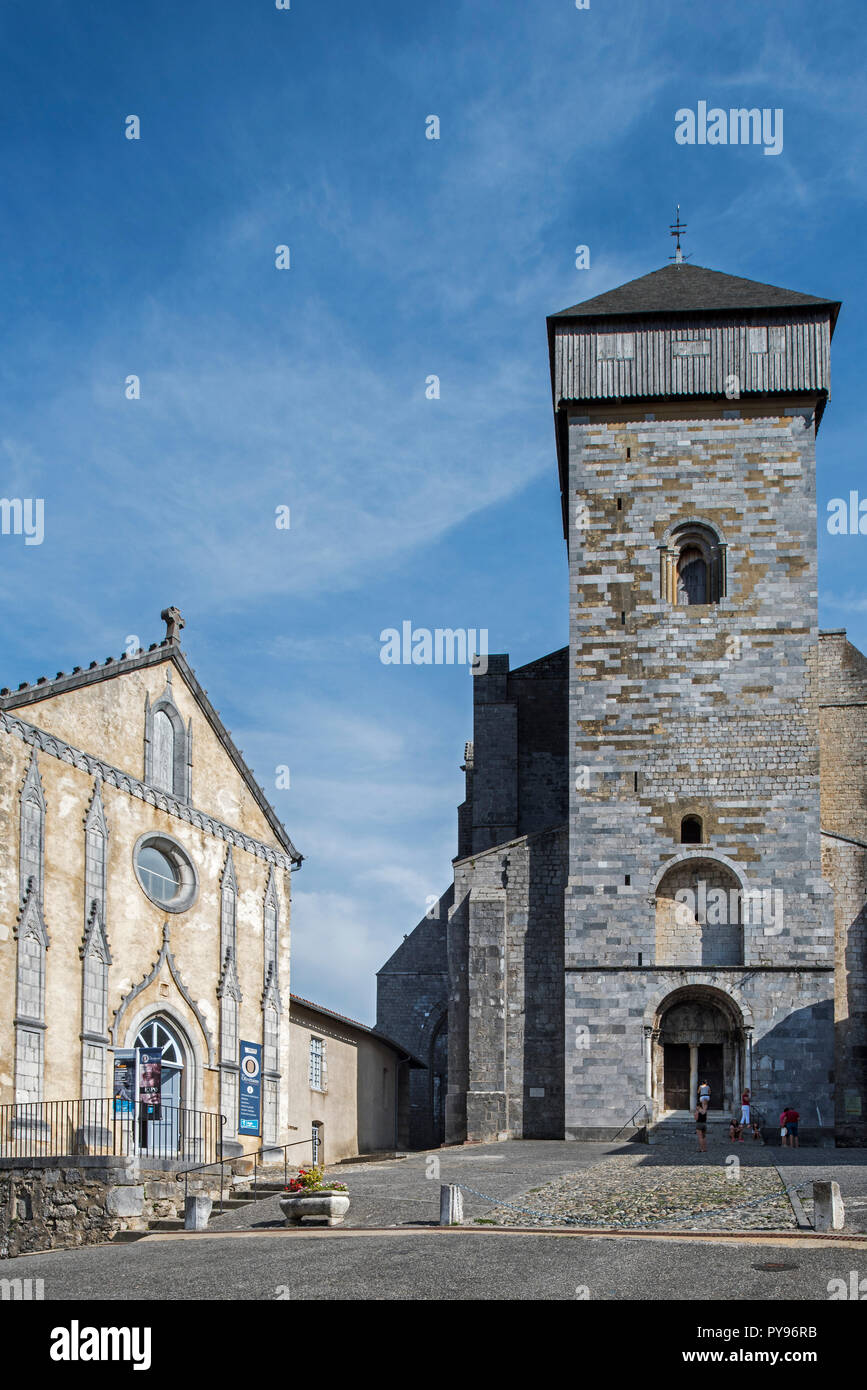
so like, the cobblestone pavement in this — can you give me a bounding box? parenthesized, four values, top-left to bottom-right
(475, 1152, 795, 1231)
(202, 1139, 867, 1236)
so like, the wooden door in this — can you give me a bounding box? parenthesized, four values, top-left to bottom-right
(697, 1044, 724, 1110)
(663, 1043, 690, 1110)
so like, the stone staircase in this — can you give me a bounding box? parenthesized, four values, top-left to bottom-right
(147, 1178, 286, 1234)
(648, 1110, 739, 1145)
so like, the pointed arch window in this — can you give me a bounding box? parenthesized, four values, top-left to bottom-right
(14, 886, 49, 1103)
(20, 752, 46, 900)
(144, 675, 192, 802)
(153, 710, 175, 792)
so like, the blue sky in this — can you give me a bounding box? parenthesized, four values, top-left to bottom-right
(1, 0, 865, 1021)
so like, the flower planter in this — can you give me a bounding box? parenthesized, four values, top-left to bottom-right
(279, 1191, 351, 1227)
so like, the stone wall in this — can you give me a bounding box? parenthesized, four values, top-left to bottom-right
(0, 1156, 225, 1258)
(376, 888, 451, 1148)
(459, 650, 568, 857)
(447, 826, 567, 1143)
(818, 630, 867, 1144)
(564, 404, 834, 1133)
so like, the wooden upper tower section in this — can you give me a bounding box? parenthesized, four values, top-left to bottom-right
(547, 261, 841, 534)
(548, 262, 839, 409)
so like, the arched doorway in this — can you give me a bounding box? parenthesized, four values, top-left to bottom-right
(650, 986, 748, 1117)
(134, 1015, 187, 1156)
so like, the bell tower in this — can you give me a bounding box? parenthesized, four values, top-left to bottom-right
(548, 259, 841, 1137)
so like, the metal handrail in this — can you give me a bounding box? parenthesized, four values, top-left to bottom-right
(179, 1133, 316, 1216)
(252, 1137, 316, 1200)
(610, 1103, 650, 1142)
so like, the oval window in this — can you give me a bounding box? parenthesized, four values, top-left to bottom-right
(133, 834, 198, 913)
(136, 846, 179, 902)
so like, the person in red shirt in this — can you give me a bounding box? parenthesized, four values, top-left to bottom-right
(782, 1106, 800, 1148)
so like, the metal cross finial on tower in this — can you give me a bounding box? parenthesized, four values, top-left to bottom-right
(669, 205, 690, 264)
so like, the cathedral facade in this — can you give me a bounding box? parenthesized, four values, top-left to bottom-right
(0, 611, 301, 1157)
(378, 262, 867, 1148)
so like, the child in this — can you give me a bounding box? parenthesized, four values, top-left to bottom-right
(729, 1115, 742, 1143)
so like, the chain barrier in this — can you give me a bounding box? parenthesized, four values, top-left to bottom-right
(455, 1180, 810, 1231)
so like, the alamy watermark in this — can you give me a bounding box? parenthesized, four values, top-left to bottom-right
(0, 498, 44, 546)
(675, 102, 783, 156)
(827, 492, 867, 535)
(674, 880, 784, 934)
(380, 622, 489, 674)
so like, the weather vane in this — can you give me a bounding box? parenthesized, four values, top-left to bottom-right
(669, 205, 690, 264)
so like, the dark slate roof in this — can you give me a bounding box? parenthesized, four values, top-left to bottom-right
(289, 994, 426, 1065)
(0, 638, 302, 863)
(550, 263, 840, 327)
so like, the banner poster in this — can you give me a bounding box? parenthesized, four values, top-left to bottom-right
(238, 1040, 262, 1136)
(113, 1051, 136, 1115)
(138, 1047, 163, 1120)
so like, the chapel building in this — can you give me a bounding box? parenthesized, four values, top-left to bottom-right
(0, 609, 301, 1159)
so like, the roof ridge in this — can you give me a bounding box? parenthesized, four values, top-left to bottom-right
(0, 640, 302, 865)
(549, 262, 840, 324)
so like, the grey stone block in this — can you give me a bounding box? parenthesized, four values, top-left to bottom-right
(105, 1185, 144, 1217)
(184, 1195, 213, 1231)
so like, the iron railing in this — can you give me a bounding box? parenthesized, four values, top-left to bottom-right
(181, 1135, 316, 1215)
(610, 1103, 650, 1142)
(0, 1096, 224, 1165)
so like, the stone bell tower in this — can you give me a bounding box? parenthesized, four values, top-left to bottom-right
(548, 260, 841, 1138)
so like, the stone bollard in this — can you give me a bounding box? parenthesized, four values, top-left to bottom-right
(813, 1181, 844, 1232)
(439, 1184, 463, 1226)
(184, 1194, 213, 1231)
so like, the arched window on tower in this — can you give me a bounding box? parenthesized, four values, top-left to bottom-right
(660, 523, 726, 606)
(677, 546, 708, 605)
(681, 815, 703, 844)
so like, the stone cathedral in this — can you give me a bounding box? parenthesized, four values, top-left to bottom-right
(378, 260, 867, 1148)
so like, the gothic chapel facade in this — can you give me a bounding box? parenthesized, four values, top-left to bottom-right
(378, 261, 867, 1147)
(0, 611, 301, 1153)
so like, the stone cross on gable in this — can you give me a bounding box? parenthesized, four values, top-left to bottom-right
(161, 607, 185, 644)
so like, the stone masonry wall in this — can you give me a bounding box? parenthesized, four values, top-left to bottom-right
(565, 406, 834, 1133)
(376, 888, 451, 1148)
(0, 1157, 226, 1258)
(818, 630, 867, 1143)
(449, 826, 566, 1143)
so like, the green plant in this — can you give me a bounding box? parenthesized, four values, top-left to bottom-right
(284, 1166, 348, 1194)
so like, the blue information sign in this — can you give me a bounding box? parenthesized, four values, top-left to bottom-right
(238, 1040, 262, 1136)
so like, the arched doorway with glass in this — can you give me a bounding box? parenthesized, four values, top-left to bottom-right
(133, 1015, 187, 1157)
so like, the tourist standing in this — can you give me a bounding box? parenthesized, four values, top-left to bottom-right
(782, 1106, 800, 1148)
(695, 1103, 708, 1153)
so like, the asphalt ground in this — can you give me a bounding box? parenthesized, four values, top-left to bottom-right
(2, 1140, 865, 1303)
(3, 1226, 866, 1301)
